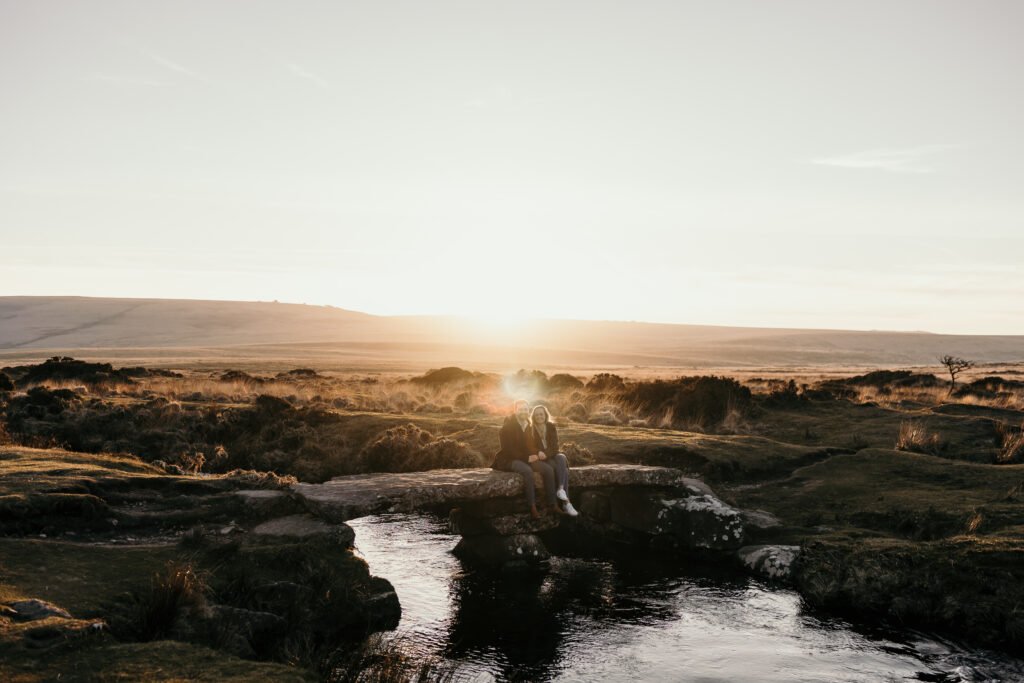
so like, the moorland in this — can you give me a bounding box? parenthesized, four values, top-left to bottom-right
(2, 351, 1024, 680)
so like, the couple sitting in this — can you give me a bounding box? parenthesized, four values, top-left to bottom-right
(491, 399, 579, 518)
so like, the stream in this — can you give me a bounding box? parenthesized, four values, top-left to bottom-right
(348, 514, 1024, 682)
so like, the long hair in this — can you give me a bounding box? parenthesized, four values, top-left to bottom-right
(530, 405, 554, 428)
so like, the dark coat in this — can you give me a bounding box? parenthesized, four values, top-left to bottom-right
(491, 414, 531, 470)
(526, 422, 558, 460)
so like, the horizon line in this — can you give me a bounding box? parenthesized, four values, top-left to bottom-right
(3, 293, 1012, 338)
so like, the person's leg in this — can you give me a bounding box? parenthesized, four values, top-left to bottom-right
(531, 460, 557, 507)
(553, 453, 570, 494)
(507, 460, 536, 509)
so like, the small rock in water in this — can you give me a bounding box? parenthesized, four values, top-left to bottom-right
(737, 545, 801, 581)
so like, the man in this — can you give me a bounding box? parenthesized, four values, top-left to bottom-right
(491, 399, 557, 518)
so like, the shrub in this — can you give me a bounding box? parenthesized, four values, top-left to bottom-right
(255, 394, 292, 414)
(838, 370, 943, 389)
(219, 370, 265, 384)
(452, 392, 474, 411)
(622, 376, 752, 429)
(955, 376, 1024, 400)
(762, 379, 805, 407)
(357, 424, 482, 473)
(586, 373, 625, 392)
(13, 357, 119, 387)
(504, 369, 550, 396)
(560, 441, 595, 466)
(174, 449, 207, 474)
(18, 386, 82, 417)
(564, 402, 589, 422)
(410, 367, 478, 386)
(276, 368, 322, 379)
(548, 373, 584, 392)
(0, 372, 13, 391)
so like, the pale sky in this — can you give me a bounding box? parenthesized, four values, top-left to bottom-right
(2, 1, 1023, 334)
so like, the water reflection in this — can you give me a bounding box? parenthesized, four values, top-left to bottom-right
(443, 557, 692, 681)
(348, 514, 1024, 683)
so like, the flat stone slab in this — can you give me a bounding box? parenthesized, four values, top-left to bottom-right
(236, 490, 287, 501)
(292, 465, 689, 521)
(8, 599, 72, 622)
(251, 514, 355, 546)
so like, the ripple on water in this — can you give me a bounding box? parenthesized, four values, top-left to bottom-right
(347, 514, 1024, 683)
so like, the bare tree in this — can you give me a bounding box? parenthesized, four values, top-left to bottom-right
(938, 355, 974, 393)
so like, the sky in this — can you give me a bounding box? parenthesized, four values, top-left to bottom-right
(2, 1, 1023, 334)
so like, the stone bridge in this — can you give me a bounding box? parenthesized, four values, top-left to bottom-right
(291, 465, 786, 571)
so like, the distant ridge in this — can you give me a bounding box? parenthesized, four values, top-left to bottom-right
(1, 296, 1022, 369)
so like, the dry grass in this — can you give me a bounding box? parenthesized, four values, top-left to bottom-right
(327, 634, 462, 683)
(997, 423, 1024, 464)
(4, 359, 1024, 483)
(895, 421, 947, 456)
(133, 562, 207, 641)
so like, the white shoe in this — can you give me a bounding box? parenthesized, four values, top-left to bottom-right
(556, 487, 569, 502)
(563, 502, 579, 517)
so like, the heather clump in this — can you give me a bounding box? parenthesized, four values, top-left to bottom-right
(356, 423, 482, 472)
(621, 376, 752, 430)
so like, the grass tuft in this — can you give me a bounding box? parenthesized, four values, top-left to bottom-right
(326, 634, 462, 683)
(997, 423, 1024, 464)
(895, 421, 946, 456)
(133, 562, 207, 641)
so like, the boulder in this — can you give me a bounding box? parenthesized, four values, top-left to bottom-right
(659, 495, 746, 550)
(453, 533, 551, 569)
(202, 605, 287, 659)
(738, 545, 801, 581)
(576, 489, 745, 551)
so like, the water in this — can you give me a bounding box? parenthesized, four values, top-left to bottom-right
(348, 514, 1024, 682)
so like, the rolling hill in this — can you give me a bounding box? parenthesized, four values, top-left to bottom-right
(1, 296, 1022, 371)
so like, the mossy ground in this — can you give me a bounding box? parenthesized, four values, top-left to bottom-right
(0, 446, 393, 681)
(1, 638, 315, 682)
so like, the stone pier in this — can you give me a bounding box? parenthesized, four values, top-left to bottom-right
(292, 465, 749, 570)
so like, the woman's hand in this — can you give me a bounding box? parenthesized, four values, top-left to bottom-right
(537, 451, 547, 460)
(528, 455, 538, 463)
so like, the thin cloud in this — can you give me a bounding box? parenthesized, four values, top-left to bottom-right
(811, 145, 961, 174)
(145, 51, 211, 83)
(85, 73, 172, 87)
(286, 63, 330, 90)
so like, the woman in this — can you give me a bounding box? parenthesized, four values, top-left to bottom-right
(527, 405, 578, 517)
(492, 399, 557, 518)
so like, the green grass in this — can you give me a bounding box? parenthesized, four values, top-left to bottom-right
(733, 448, 1024, 540)
(0, 539, 180, 618)
(0, 446, 165, 496)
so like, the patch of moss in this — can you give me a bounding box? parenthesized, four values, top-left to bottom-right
(795, 535, 1024, 653)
